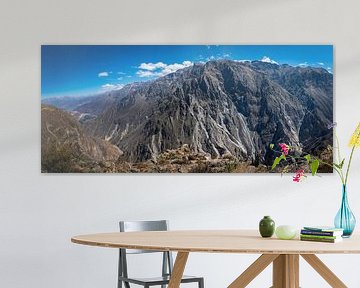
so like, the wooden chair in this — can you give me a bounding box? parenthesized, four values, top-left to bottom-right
(118, 220, 204, 288)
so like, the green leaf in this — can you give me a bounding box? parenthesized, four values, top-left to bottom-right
(271, 154, 286, 170)
(271, 157, 280, 170)
(334, 158, 345, 169)
(339, 158, 345, 169)
(304, 154, 311, 163)
(269, 143, 274, 149)
(310, 159, 319, 176)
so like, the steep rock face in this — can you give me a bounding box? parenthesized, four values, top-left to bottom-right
(250, 61, 333, 152)
(211, 61, 305, 159)
(85, 60, 332, 164)
(41, 105, 121, 172)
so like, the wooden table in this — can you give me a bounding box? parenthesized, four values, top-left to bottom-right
(71, 230, 360, 288)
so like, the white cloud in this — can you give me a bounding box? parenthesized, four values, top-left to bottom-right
(117, 77, 123, 80)
(182, 60, 192, 66)
(260, 56, 278, 64)
(137, 60, 193, 78)
(139, 62, 167, 71)
(317, 62, 324, 66)
(101, 83, 124, 90)
(117, 72, 126, 75)
(205, 53, 232, 61)
(235, 59, 251, 63)
(101, 84, 114, 89)
(98, 71, 109, 77)
(136, 70, 160, 78)
(203, 52, 232, 62)
(298, 62, 309, 67)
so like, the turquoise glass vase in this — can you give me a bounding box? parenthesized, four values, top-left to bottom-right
(334, 185, 356, 237)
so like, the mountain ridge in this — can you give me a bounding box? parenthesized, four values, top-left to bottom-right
(83, 60, 333, 165)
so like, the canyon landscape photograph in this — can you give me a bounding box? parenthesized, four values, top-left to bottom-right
(41, 45, 333, 173)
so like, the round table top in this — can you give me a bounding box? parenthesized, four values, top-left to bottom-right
(71, 230, 360, 254)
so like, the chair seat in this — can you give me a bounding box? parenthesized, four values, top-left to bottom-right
(119, 275, 203, 285)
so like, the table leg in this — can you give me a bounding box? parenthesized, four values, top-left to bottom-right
(229, 253, 348, 288)
(272, 254, 299, 288)
(228, 254, 279, 288)
(301, 254, 347, 288)
(288, 254, 299, 287)
(168, 252, 189, 288)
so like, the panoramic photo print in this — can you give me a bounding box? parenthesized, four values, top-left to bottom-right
(41, 45, 333, 173)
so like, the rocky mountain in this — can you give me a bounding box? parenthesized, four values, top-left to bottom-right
(41, 105, 121, 172)
(249, 61, 333, 151)
(81, 60, 333, 167)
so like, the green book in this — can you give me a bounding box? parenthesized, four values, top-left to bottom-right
(300, 234, 338, 240)
(300, 236, 342, 243)
(303, 226, 344, 233)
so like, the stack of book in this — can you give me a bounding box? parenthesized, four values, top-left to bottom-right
(300, 226, 344, 243)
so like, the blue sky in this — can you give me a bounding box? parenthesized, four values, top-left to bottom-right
(41, 45, 333, 98)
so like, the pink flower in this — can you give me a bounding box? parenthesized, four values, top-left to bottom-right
(293, 169, 305, 182)
(279, 143, 289, 155)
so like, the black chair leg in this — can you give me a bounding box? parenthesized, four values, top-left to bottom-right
(124, 281, 130, 288)
(198, 278, 204, 288)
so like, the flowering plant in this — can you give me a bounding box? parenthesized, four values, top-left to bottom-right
(270, 123, 360, 184)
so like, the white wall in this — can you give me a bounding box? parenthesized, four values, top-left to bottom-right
(1, 0, 360, 287)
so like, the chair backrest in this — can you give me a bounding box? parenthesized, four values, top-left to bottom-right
(118, 220, 174, 283)
(120, 220, 168, 232)
(119, 220, 169, 254)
